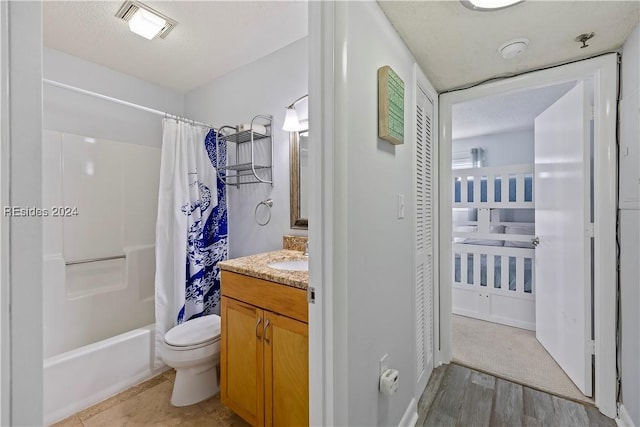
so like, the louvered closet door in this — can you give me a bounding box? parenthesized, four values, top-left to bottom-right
(415, 85, 434, 394)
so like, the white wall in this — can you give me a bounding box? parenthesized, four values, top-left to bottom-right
(43, 48, 184, 147)
(328, 3, 430, 424)
(183, 37, 308, 258)
(452, 129, 534, 167)
(619, 23, 639, 427)
(619, 27, 640, 212)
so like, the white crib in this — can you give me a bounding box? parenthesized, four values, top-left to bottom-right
(452, 164, 536, 331)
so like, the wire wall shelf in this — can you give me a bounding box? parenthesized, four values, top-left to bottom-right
(216, 114, 273, 187)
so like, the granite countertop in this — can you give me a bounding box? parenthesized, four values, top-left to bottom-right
(219, 249, 308, 290)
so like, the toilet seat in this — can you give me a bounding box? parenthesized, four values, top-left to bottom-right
(164, 336, 220, 351)
(164, 314, 221, 350)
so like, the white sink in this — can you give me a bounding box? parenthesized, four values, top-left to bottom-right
(267, 259, 308, 272)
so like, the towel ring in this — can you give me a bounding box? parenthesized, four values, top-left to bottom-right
(255, 199, 273, 226)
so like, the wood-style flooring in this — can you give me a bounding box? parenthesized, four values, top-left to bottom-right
(418, 363, 616, 427)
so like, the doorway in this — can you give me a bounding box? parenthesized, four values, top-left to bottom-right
(448, 79, 594, 403)
(438, 54, 618, 418)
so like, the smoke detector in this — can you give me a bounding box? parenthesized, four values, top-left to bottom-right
(498, 38, 529, 59)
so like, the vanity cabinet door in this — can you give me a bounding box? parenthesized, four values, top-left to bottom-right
(264, 311, 309, 427)
(221, 297, 264, 427)
(221, 270, 309, 427)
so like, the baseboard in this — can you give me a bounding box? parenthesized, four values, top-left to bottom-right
(398, 397, 418, 427)
(452, 307, 535, 331)
(616, 404, 637, 427)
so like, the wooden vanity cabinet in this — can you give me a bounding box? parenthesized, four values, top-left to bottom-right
(220, 271, 308, 427)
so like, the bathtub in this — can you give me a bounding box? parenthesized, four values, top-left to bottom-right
(43, 324, 165, 425)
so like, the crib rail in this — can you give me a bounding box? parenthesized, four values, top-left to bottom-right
(453, 164, 534, 209)
(452, 243, 535, 298)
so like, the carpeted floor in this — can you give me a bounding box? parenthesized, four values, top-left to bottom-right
(452, 314, 593, 405)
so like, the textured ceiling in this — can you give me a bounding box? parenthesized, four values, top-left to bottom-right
(44, 1, 639, 95)
(378, 0, 639, 91)
(43, 1, 308, 93)
(452, 81, 576, 139)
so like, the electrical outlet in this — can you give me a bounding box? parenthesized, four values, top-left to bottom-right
(379, 354, 389, 377)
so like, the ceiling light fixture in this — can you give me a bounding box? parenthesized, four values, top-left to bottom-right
(115, 1, 177, 40)
(461, 0, 524, 11)
(498, 38, 529, 59)
(128, 9, 166, 40)
(283, 95, 308, 132)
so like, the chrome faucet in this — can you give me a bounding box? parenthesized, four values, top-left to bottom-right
(303, 240, 309, 256)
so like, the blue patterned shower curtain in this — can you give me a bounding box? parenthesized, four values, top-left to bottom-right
(179, 130, 228, 323)
(155, 121, 227, 368)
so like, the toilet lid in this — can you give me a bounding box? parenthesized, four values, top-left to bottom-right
(165, 314, 221, 347)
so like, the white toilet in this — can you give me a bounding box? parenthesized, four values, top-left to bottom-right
(162, 314, 222, 406)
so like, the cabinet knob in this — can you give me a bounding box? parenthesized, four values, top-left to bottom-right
(255, 317, 262, 339)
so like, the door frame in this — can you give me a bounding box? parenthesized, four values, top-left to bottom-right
(307, 2, 336, 425)
(0, 2, 9, 424)
(2, 2, 44, 426)
(438, 54, 618, 418)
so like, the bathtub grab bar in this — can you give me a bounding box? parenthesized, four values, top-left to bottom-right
(65, 255, 126, 266)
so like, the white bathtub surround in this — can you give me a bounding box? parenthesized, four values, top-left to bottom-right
(42, 130, 160, 358)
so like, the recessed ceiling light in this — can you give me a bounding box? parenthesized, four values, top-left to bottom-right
(115, 1, 177, 40)
(461, 0, 524, 11)
(498, 38, 529, 59)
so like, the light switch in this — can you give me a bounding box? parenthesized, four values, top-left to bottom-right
(397, 194, 405, 219)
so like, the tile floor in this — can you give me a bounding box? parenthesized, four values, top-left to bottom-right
(52, 370, 250, 427)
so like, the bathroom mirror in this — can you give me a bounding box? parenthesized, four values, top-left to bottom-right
(290, 128, 309, 229)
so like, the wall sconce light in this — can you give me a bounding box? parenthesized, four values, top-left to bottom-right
(283, 94, 308, 131)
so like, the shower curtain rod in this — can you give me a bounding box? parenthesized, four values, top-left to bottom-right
(42, 78, 217, 130)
